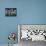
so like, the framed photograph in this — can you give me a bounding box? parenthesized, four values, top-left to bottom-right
(18, 24, 46, 41)
(5, 8, 17, 16)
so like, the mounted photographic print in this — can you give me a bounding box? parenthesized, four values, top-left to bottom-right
(5, 8, 17, 16)
(18, 24, 46, 41)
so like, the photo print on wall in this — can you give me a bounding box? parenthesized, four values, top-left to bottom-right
(5, 8, 17, 16)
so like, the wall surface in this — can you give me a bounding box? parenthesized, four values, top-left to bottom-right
(0, 0, 46, 44)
